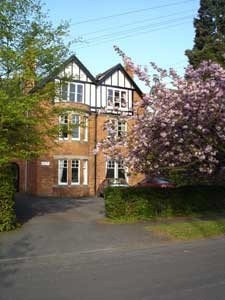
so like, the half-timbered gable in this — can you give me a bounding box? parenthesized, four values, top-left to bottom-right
(17, 55, 143, 197)
(96, 64, 142, 112)
(55, 55, 96, 107)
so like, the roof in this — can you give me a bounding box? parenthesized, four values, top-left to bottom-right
(31, 55, 96, 92)
(96, 63, 143, 97)
(96, 64, 121, 81)
(32, 55, 143, 97)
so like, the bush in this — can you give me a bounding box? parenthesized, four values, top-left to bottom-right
(0, 165, 17, 231)
(104, 186, 225, 220)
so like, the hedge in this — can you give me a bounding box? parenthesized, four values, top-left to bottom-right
(104, 186, 225, 220)
(0, 166, 17, 231)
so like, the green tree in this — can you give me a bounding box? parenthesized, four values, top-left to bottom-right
(0, 0, 71, 230)
(185, 0, 225, 68)
(0, 0, 72, 165)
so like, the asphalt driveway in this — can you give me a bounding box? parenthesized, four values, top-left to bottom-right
(0, 194, 165, 261)
(1, 194, 225, 300)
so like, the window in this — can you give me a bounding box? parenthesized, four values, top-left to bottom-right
(59, 115, 69, 140)
(118, 160, 125, 179)
(77, 84, 83, 103)
(83, 160, 88, 184)
(83, 116, 88, 141)
(107, 89, 127, 109)
(57, 159, 88, 186)
(107, 89, 113, 106)
(62, 82, 84, 103)
(71, 160, 80, 184)
(59, 114, 83, 141)
(107, 120, 127, 138)
(106, 160, 126, 181)
(106, 160, 115, 178)
(71, 115, 80, 140)
(117, 121, 127, 137)
(58, 160, 68, 184)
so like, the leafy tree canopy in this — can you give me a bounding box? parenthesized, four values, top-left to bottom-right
(0, 0, 72, 165)
(186, 0, 225, 68)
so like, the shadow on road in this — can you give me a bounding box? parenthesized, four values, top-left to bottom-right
(15, 193, 82, 224)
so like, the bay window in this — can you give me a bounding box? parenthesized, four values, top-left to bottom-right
(59, 113, 83, 141)
(83, 116, 88, 141)
(71, 115, 80, 140)
(62, 82, 84, 103)
(59, 115, 69, 140)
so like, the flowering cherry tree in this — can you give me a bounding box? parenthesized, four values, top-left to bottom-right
(97, 46, 225, 180)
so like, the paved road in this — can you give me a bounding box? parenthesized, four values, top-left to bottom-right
(0, 195, 225, 300)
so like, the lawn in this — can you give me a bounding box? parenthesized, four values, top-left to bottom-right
(146, 218, 225, 240)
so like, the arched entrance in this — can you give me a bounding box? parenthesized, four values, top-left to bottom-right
(11, 163, 20, 192)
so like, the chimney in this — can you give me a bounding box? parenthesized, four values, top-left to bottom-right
(124, 64, 134, 79)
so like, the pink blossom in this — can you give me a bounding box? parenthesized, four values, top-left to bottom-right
(96, 48, 225, 179)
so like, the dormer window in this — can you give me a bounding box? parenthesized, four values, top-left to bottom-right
(107, 88, 127, 109)
(62, 82, 84, 103)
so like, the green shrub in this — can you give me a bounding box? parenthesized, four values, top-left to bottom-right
(104, 186, 225, 220)
(0, 165, 17, 231)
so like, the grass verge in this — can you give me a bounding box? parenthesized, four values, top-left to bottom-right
(146, 218, 225, 240)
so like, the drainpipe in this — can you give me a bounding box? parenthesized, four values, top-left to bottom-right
(94, 113, 97, 195)
(24, 160, 28, 192)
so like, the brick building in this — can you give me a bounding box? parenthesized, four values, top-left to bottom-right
(15, 55, 143, 197)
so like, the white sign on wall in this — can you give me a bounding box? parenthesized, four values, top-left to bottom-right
(41, 161, 50, 166)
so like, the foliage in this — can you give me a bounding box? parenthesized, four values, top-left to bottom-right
(185, 0, 225, 68)
(104, 186, 225, 220)
(147, 219, 225, 240)
(0, 0, 72, 166)
(0, 165, 17, 231)
(97, 47, 225, 182)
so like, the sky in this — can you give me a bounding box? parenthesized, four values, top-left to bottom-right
(44, 0, 200, 91)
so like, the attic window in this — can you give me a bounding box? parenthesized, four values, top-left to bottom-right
(107, 88, 127, 109)
(62, 82, 84, 103)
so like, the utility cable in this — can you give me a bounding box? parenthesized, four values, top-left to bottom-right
(72, 0, 195, 25)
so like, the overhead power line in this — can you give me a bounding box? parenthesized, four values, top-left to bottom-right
(72, 0, 195, 25)
(85, 15, 194, 43)
(79, 9, 195, 37)
(76, 20, 191, 49)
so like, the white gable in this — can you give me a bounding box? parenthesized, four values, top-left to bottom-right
(59, 61, 93, 83)
(101, 69, 135, 90)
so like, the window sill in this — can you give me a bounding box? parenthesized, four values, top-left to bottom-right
(61, 100, 84, 104)
(53, 185, 89, 189)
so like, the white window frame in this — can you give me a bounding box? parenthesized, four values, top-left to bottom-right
(117, 120, 127, 137)
(58, 160, 68, 185)
(107, 119, 127, 138)
(107, 88, 128, 109)
(59, 115, 69, 140)
(83, 116, 88, 142)
(83, 160, 88, 185)
(62, 82, 84, 103)
(71, 114, 80, 141)
(71, 160, 80, 185)
(106, 160, 127, 182)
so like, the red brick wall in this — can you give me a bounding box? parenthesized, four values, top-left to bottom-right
(18, 92, 143, 197)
